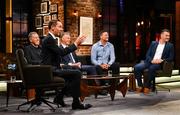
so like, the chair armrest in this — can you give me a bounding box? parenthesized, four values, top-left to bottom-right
(23, 65, 53, 85)
(162, 61, 174, 74)
(157, 61, 174, 77)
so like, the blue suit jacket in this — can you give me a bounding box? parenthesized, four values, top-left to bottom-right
(145, 41, 174, 64)
(59, 45, 79, 64)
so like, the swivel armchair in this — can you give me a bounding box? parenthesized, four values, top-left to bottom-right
(143, 61, 174, 92)
(16, 49, 65, 112)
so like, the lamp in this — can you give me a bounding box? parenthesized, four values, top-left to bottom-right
(97, 12, 102, 18)
(73, 10, 78, 16)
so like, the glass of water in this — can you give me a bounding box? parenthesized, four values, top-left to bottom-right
(10, 76, 16, 82)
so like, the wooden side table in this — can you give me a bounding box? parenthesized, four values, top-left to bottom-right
(6, 80, 22, 107)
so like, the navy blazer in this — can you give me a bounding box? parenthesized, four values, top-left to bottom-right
(41, 33, 77, 68)
(59, 45, 79, 64)
(145, 41, 174, 64)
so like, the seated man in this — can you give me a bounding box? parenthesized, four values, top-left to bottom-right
(24, 32, 42, 65)
(41, 20, 92, 110)
(23, 31, 42, 100)
(59, 32, 97, 76)
(91, 30, 120, 79)
(134, 29, 174, 95)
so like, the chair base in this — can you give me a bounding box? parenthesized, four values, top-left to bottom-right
(153, 85, 170, 93)
(17, 97, 58, 112)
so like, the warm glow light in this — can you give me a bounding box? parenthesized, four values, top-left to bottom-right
(97, 12, 102, 18)
(137, 22, 140, 26)
(141, 21, 144, 25)
(136, 32, 138, 36)
(73, 10, 78, 16)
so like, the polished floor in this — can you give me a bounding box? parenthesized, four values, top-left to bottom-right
(1, 84, 180, 115)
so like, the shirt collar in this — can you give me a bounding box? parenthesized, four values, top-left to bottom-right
(98, 41, 108, 47)
(49, 32, 56, 40)
(61, 43, 67, 48)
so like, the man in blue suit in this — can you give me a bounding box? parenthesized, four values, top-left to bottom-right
(134, 29, 174, 94)
(59, 32, 97, 76)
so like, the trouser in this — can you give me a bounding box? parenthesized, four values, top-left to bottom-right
(53, 68, 81, 98)
(95, 62, 120, 75)
(95, 62, 120, 85)
(134, 62, 161, 88)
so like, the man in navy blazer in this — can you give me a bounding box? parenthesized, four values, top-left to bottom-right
(59, 32, 97, 75)
(41, 20, 92, 110)
(134, 29, 174, 94)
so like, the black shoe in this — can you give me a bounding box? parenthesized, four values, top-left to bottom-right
(98, 90, 108, 95)
(53, 96, 67, 107)
(72, 103, 92, 110)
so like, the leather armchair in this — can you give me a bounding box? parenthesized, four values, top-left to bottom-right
(143, 61, 174, 92)
(16, 49, 65, 112)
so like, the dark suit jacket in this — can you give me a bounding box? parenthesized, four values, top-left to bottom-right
(41, 33, 77, 68)
(145, 41, 174, 64)
(59, 45, 79, 64)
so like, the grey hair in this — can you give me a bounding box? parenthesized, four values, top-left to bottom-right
(60, 31, 70, 38)
(28, 32, 38, 40)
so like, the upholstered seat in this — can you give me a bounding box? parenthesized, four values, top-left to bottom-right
(143, 61, 174, 92)
(16, 49, 65, 112)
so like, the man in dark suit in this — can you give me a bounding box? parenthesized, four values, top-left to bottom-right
(41, 20, 92, 110)
(59, 32, 97, 76)
(134, 29, 174, 95)
(24, 32, 42, 65)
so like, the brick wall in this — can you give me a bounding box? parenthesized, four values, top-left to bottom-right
(65, 0, 102, 55)
(32, 0, 102, 55)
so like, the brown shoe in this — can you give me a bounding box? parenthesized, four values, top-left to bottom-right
(135, 87, 143, 93)
(143, 88, 151, 95)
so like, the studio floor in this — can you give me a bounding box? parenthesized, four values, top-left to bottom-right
(1, 84, 180, 115)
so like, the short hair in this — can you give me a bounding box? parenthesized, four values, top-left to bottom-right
(28, 32, 38, 40)
(161, 29, 170, 34)
(99, 30, 108, 38)
(60, 31, 70, 39)
(48, 20, 60, 30)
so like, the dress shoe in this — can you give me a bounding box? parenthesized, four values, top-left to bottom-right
(53, 96, 67, 107)
(98, 90, 108, 95)
(143, 87, 151, 95)
(72, 102, 92, 110)
(135, 87, 143, 93)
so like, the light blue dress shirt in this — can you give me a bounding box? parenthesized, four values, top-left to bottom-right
(91, 41, 115, 66)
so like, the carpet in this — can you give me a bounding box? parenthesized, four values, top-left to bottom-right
(1, 88, 180, 115)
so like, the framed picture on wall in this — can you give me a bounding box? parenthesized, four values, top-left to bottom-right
(43, 26, 49, 36)
(35, 16, 42, 27)
(79, 16, 93, 45)
(41, 1, 49, 14)
(36, 28, 43, 37)
(43, 15, 51, 25)
(51, 13, 58, 20)
(50, 4, 58, 13)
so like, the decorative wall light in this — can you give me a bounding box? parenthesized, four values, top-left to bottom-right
(97, 12, 102, 18)
(73, 10, 78, 16)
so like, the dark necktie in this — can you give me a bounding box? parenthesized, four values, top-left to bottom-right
(55, 38, 58, 45)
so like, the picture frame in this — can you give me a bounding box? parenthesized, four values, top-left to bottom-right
(50, 4, 58, 13)
(79, 16, 93, 45)
(35, 16, 42, 27)
(51, 13, 58, 20)
(43, 26, 49, 36)
(43, 15, 51, 25)
(40, 1, 49, 14)
(36, 28, 43, 37)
